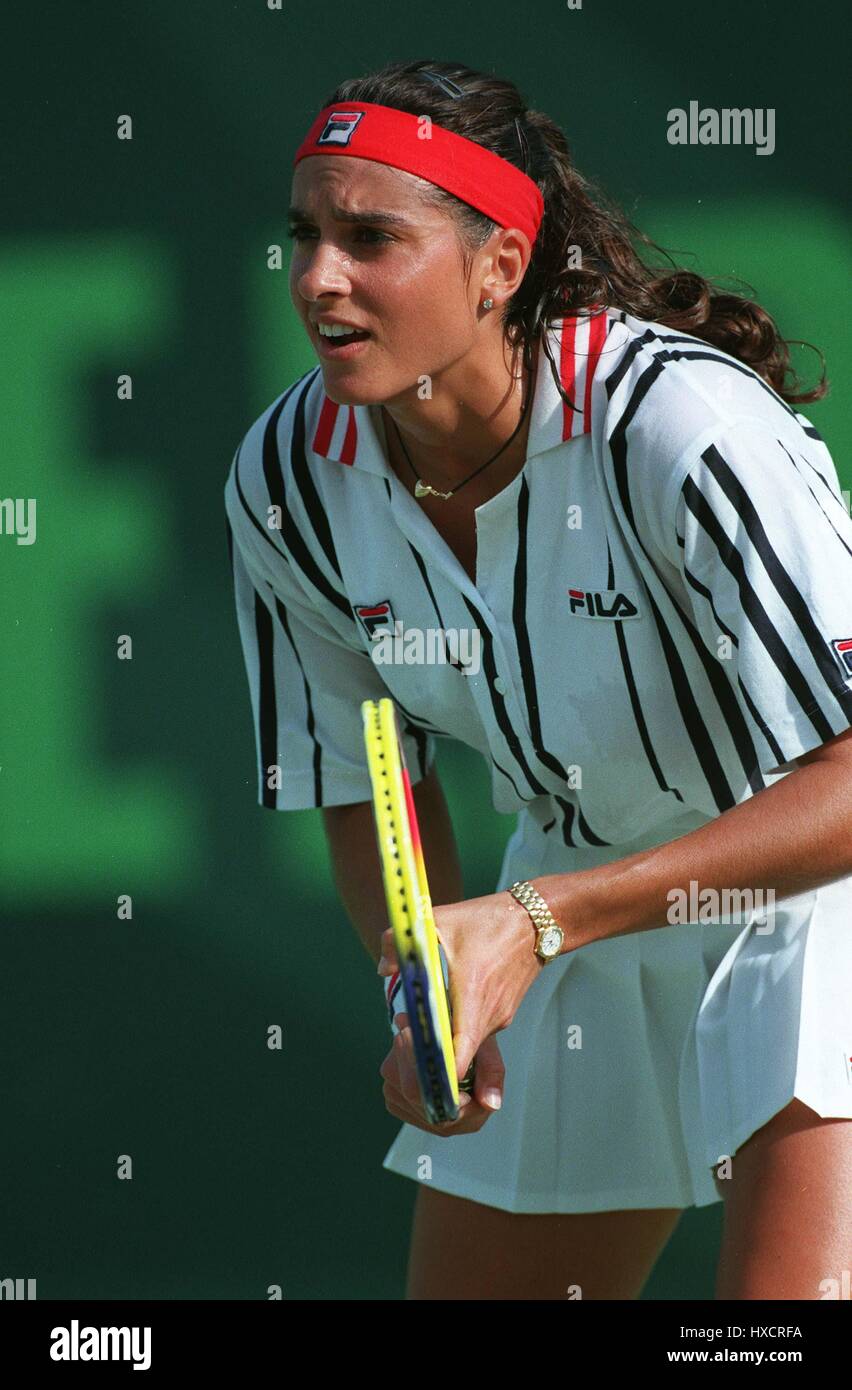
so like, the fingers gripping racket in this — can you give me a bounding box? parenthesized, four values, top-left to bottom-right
(362, 697, 476, 1124)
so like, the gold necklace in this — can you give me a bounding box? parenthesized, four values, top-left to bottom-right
(387, 362, 534, 501)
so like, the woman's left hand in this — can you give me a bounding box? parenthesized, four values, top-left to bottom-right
(377, 887, 552, 1102)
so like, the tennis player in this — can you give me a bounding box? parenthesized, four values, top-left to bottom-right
(224, 60, 852, 1299)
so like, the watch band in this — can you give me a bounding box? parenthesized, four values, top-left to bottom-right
(508, 880, 564, 962)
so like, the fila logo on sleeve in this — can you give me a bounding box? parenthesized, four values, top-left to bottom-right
(568, 588, 641, 619)
(831, 637, 852, 678)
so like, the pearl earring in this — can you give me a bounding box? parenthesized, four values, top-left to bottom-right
(482, 297, 494, 310)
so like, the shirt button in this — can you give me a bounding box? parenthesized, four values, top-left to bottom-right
(494, 676, 507, 695)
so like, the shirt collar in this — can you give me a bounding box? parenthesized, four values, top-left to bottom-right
(308, 310, 612, 474)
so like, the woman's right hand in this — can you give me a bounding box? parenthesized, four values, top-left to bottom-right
(379, 1011, 506, 1136)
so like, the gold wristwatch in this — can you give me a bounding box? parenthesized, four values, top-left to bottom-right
(508, 880, 564, 963)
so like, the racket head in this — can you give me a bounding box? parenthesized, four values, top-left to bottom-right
(362, 697, 460, 1123)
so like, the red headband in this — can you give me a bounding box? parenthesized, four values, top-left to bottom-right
(293, 101, 544, 247)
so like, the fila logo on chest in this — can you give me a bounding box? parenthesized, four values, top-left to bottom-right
(568, 588, 641, 619)
(354, 600, 396, 640)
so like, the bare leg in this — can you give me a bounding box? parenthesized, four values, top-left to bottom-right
(406, 1185, 683, 1300)
(714, 1097, 852, 1299)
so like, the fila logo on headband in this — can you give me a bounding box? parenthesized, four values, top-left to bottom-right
(831, 637, 852, 678)
(354, 600, 395, 640)
(316, 111, 366, 148)
(568, 588, 641, 620)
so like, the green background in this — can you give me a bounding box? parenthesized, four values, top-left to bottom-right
(1, 0, 848, 1299)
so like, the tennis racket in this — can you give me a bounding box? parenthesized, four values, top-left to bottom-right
(362, 696, 476, 1124)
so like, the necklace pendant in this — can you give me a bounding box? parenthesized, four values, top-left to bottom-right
(415, 479, 454, 500)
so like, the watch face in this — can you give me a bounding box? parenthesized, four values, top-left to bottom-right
(539, 926, 562, 958)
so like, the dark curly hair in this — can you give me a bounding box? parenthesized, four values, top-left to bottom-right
(317, 58, 827, 409)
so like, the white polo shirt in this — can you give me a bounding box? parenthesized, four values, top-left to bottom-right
(224, 307, 852, 849)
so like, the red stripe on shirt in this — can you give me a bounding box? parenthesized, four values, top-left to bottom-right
(560, 317, 579, 440)
(312, 394, 339, 456)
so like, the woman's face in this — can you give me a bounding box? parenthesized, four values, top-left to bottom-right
(288, 155, 497, 405)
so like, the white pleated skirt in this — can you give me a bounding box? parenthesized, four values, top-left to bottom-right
(381, 804, 852, 1213)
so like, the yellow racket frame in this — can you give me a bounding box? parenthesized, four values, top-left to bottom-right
(362, 697, 462, 1118)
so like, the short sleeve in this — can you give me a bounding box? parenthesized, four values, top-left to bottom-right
(224, 448, 437, 810)
(671, 420, 852, 773)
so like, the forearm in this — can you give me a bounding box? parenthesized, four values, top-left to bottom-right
(321, 763, 465, 965)
(541, 755, 852, 952)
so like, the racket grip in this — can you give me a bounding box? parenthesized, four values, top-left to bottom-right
(438, 946, 477, 1094)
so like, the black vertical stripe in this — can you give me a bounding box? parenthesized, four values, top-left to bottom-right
(602, 330, 830, 568)
(690, 446, 852, 724)
(652, 347, 799, 424)
(609, 362, 767, 800)
(775, 442, 852, 560)
(680, 564, 739, 649)
(290, 369, 346, 579)
(271, 596, 324, 807)
(460, 591, 549, 799)
(401, 717, 429, 780)
(244, 392, 353, 620)
(254, 591, 279, 809)
(599, 536, 689, 800)
(407, 541, 468, 672)
(555, 797, 577, 847)
(232, 447, 292, 563)
(605, 529, 686, 799)
(643, 580, 741, 809)
(608, 358, 733, 806)
(612, 617, 685, 803)
(734, 679, 787, 767)
(513, 478, 610, 845)
(794, 447, 843, 507)
(603, 325, 803, 431)
(604, 328, 665, 401)
(676, 560, 787, 768)
(491, 756, 532, 803)
(388, 695, 448, 739)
